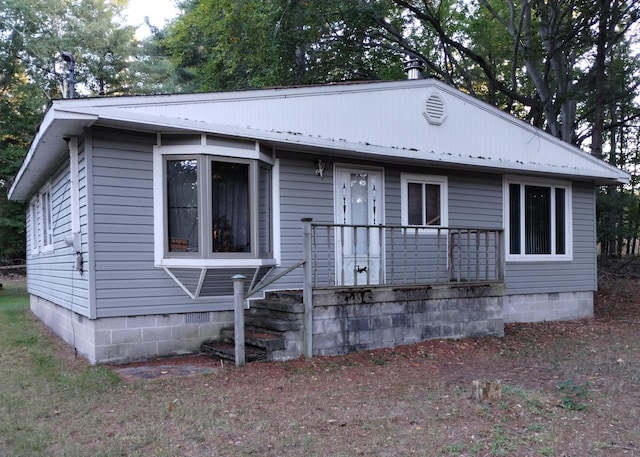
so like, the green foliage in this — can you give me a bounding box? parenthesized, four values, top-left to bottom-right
(1, 0, 141, 97)
(0, 0, 152, 264)
(556, 379, 589, 411)
(597, 187, 640, 257)
(0, 53, 45, 264)
(163, 0, 405, 92)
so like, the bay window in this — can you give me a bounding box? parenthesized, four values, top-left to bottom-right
(156, 141, 274, 267)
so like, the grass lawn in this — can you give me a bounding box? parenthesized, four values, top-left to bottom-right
(1, 275, 639, 456)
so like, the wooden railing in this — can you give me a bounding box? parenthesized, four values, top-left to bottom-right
(305, 221, 504, 288)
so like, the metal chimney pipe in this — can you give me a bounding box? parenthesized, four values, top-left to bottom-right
(61, 52, 76, 99)
(404, 58, 424, 80)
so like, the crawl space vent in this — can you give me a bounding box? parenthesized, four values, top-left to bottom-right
(185, 312, 211, 324)
(423, 93, 447, 125)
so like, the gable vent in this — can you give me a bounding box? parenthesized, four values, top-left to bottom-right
(423, 93, 447, 125)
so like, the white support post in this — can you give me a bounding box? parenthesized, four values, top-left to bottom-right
(232, 274, 246, 367)
(302, 218, 313, 358)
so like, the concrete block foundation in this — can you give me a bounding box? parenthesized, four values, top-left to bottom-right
(310, 283, 505, 357)
(30, 295, 233, 364)
(502, 291, 593, 323)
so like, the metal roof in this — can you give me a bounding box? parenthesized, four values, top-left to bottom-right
(9, 79, 629, 201)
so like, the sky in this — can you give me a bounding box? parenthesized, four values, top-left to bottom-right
(124, 0, 179, 38)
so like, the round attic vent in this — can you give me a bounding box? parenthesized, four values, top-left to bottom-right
(423, 93, 447, 125)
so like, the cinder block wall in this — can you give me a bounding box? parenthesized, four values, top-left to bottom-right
(30, 295, 234, 364)
(310, 284, 505, 356)
(502, 291, 593, 323)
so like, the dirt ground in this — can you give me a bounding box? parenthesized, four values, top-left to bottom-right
(3, 263, 634, 456)
(97, 260, 640, 456)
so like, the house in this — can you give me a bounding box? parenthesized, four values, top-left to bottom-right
(9, 78, 629, 364)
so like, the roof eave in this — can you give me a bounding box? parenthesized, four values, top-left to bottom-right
(8, 106, 98, 201)
(10, 102, 629, 201)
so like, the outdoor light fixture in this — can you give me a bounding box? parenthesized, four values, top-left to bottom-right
(61, 52, 75, 99)
(315, 159, 325, 179)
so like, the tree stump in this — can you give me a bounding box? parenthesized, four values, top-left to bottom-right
(472, 380, 502, 402)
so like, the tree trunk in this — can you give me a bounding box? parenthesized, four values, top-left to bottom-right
(591, 0, 610, 159)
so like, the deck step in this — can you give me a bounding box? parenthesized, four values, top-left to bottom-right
(200, 341, 267, 363)
(263, 290, 303, 304)
(220, 327, 286, 351)
(245, 316, 302, 332)
(249, 298, 305, 314)
(246, 306, 303, 321)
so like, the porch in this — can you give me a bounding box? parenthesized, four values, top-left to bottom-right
(204, 221, 506, 365)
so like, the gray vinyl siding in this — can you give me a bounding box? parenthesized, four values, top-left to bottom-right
(504, 182, 597, 294)
(91, 128, 163, 315)
(448, 173, 503, 228)
(26, 140, 90, 316)
(269, 160, 506, 288)
(268, 151, 335, 290)
(82, 128, 599, 315)
(90, 128, 234, 318)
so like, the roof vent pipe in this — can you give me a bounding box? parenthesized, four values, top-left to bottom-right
(404, 58, 424, 80)
(61, 52, 76, 99)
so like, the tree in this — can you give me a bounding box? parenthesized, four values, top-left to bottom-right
(370, 0, 640, 151)
(0, 64, 45, 263)
(0, 0, 147, 264)
(163, 0, 405, 91)
(64, 0, 139, 95)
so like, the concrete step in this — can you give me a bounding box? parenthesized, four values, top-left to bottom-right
(220, 327, 286, 351)
(263, 290, 303, 304)
(245, 306, 303, 321)
(245, 315, 302, 332)
(249, 297, 304, 314)
(200, 341, 267, 363)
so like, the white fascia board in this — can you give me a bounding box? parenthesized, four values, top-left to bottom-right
(8, 107, 98, 201)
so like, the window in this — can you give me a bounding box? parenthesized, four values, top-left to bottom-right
(29, 200, 39, 253)
(401, 174, 448, 227)
(41, 189, 53, 248)
(158, 148, 273, 265)
(29, 186, 54, 254)
(506, 179, 571, 260)
(167, 158, 199, 253)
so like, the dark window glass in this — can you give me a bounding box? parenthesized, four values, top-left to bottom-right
(407, 182, 423, 225)
(212, 162, 250, 252)
(524, 185, 551, 254)
(509, 184, 521, 254)
(167, 159, 199, 252)
(555, 188, 566, 254)
(425, 184, 441, 225)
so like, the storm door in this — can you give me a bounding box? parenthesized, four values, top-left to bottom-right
(334, 167, 384, 285)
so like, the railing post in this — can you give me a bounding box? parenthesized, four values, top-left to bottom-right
(232, 274, 246, 367)
(497, 231, 505, 281)
(301, 218, 313, 358)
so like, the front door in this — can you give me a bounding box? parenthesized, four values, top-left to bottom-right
(334, 167, 384, 285)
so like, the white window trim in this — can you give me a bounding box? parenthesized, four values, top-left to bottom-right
(40, 185, 54, 253)
(400, 173, 448, 230)
(503, 175, 573, 262)
(29, 183, 55, 255)
(29, 198, 39, 255)
(153, 141, 278, 268)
